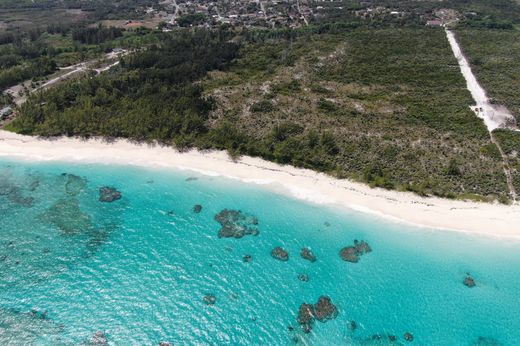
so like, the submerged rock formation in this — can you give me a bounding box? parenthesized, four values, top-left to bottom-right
(300, 247, 316, 262)
(298, 274, 309, 282)
(193, 204, 202, 213)
(297, 296, 338, 333)
(203, 294, 217, 305)
(99, 186, 122, 202)
(64, 174, 87, 196)
(404, 332, 414, 342)
(347, 320, 357, 331)
(271, 247, 289, 261)
(44, 198, 92, 235)
(0, 176, 34, 206)
(472, 336, 502, 346)
(214, 209, 259, 238)
(243, 254, 252, 263)
(91, 331, 107, 345)
(464, 273, 476, 288)
(340, 240, 372, 263)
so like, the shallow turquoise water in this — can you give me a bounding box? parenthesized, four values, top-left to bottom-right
(0, 158, 519, 345)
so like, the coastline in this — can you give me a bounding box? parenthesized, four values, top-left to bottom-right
(1, 130, 519, 239)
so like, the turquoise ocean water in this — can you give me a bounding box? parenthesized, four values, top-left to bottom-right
(0, 158, 519, 345)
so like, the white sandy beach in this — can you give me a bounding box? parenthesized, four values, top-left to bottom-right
(1, 129, 519, 239)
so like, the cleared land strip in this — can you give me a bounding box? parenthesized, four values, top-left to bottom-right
(445, 28, 517, 201)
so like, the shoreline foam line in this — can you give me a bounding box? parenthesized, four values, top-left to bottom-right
(1, 130, 519, 239)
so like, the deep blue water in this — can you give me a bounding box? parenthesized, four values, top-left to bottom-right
(0, 158, 519, 345)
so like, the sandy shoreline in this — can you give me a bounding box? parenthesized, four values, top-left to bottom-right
(1, 130, 519, 239)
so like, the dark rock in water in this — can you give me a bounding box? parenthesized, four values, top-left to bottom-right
(186, 177, 198, 182)
(64, 174, 86, 196)
(159, 342, 171, 346)
(243, 254, 252, 263)
(215, 209, 259, 238)
(464, 274, 476, 288)
(288, 325, 294, 331)
(298, 274, 309, 282)
(314, 296, 338, 322)
(340, 246, 359, 263)
(347, 320, 357, 331)
(297, 303, 315, 333)
(404, 332, 414, 342)
(388, 335, 397, 342)
(297, 296, 338, 333)
(91, 331, 107, 345)
(98, 186, 122, 202)
(203, 294, 216, 305)
(193, 204, 202, 213)
(300, 247, 316, 262)
(354, 239, 372, 255)
(472, 336, 502, 346)
(271, 247, 289, 261)
(340, 240, 372, 263)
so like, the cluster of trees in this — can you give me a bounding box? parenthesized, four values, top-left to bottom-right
(72, 26, 123, 44)
(9, 29, 239, 147)
(177, 13, 207, 28)
(0, 57, 56, 90)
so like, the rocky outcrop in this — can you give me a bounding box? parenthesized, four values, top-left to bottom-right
(340, 240, 372, 263)
(271, 247, 289, 261)
(193, 204, 202, 213)
(297, 296, 338, 333)
(314, 296, 338, 322)
(243, 254, 252, 263)
(98, 187, 122, 202)
(214, 209, 259, 238)
(300, 247, 316, 262)
(297, 303, 315, 334)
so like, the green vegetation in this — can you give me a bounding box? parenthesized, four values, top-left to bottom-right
(8, 27, 510, 201)
(7, 29, 239, 145)
(493, 129, 520, 193)
(456, 29, 520, 123)
(177, 13, 207, 28)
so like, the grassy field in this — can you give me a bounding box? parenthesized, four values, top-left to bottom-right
(203, 28, 508, 201)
